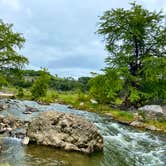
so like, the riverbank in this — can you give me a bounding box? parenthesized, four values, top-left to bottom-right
(54, 93, 166, 133)
(1, 89, 166, 132)
(0, 99, 165, 166)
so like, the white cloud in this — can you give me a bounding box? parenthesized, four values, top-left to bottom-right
(0, 0, 165, 77)
(1, 0, 21, 12)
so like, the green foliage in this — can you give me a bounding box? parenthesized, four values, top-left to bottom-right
(89, 69, 123, 104)
(49, 76, 80, 91)
(0, 74, 8, 88)
(90, 2, 166, 107)
(17, 88, 24, 98)
(78, 77, 91, 92)
(111, 110, 134, 122)
(77, 89, 89, 102)
(30, 69, 51, 99)
(36, 91, 59, 103)
(0, 19, 28, 70)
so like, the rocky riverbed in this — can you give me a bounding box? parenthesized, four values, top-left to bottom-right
(0, 99, 103, 154)
(0, 99, 166, 166)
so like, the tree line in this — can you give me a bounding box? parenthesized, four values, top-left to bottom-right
(0, 2, 166, 108)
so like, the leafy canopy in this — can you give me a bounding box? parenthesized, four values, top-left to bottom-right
(90, 2, 166, 107)
(0, 19, 28, 70)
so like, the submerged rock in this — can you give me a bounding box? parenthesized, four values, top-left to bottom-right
(27, 111, 103, 154)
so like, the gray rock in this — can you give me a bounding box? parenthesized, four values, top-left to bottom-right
(67, 105, 74, 109)
(162, 106, 166, 115)
(145, 125, 157, 131)
(11, 128, 27, 139)
(130, 121, 144, 127)
(22, 137, 30, 145)
(25, 106, 39, 113)
(27, 111, 103, 154)
(0, 115, 29, 138)
(79, 102, 84, 106)
(138, 105, 163, 114)
(90, 99, 98, 104)
(138, 105, 166, 120)
(23, 111, 32, 114)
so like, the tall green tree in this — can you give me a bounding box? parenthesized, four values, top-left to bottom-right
(0, 19, 28, 70)
(92, 2, 166, 107)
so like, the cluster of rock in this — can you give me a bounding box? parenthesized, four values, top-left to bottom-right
(0, 99, 104, 154)
(27, 111, 103, 154)
(0, 99, 39, 115)
(0, 115, 29, 138)
(129, 105, 166, 131)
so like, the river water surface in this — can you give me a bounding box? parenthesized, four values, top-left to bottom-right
(0, 100, 166, 166)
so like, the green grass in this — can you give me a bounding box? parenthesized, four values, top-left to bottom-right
(1, 87, 166, 132)
(108, 110, 134, 123)
(145, 121, 166, 131)
(0, 86, 17, 94)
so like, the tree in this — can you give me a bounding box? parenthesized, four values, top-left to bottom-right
(31, 69, 51, 99)
(0, 19, 28, 70)
(92, 2, 166, 107)
(78, 77, 91, 92)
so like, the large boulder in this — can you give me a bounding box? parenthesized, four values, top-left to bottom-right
(27, 111, 103, 154)
(138, 105, 166, 120)
(138, 105, 163, 114)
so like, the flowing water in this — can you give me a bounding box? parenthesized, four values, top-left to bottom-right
(0, 100, 166, 166)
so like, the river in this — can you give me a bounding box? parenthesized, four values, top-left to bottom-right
(0, 100, 166, 166)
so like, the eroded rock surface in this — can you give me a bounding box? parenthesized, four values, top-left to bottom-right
(27, 111, 103, 154)
(0, 115, 29, 138)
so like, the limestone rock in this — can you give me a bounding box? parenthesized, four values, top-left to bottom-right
(22, 137, 30, 145)
(130, 121, 145, 128)
(27, 111, 103, 154)
(138, 105, 163, 114)
(138, 105, 166, 120)
(90, 99, 98, 104)
(145, 125, 156, 131)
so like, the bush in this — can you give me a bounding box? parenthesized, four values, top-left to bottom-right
(30, 69, 50, 99)
(17, 88, 24, 98)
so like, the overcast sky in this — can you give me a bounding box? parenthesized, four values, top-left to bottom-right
(0, 0, 166, 77)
